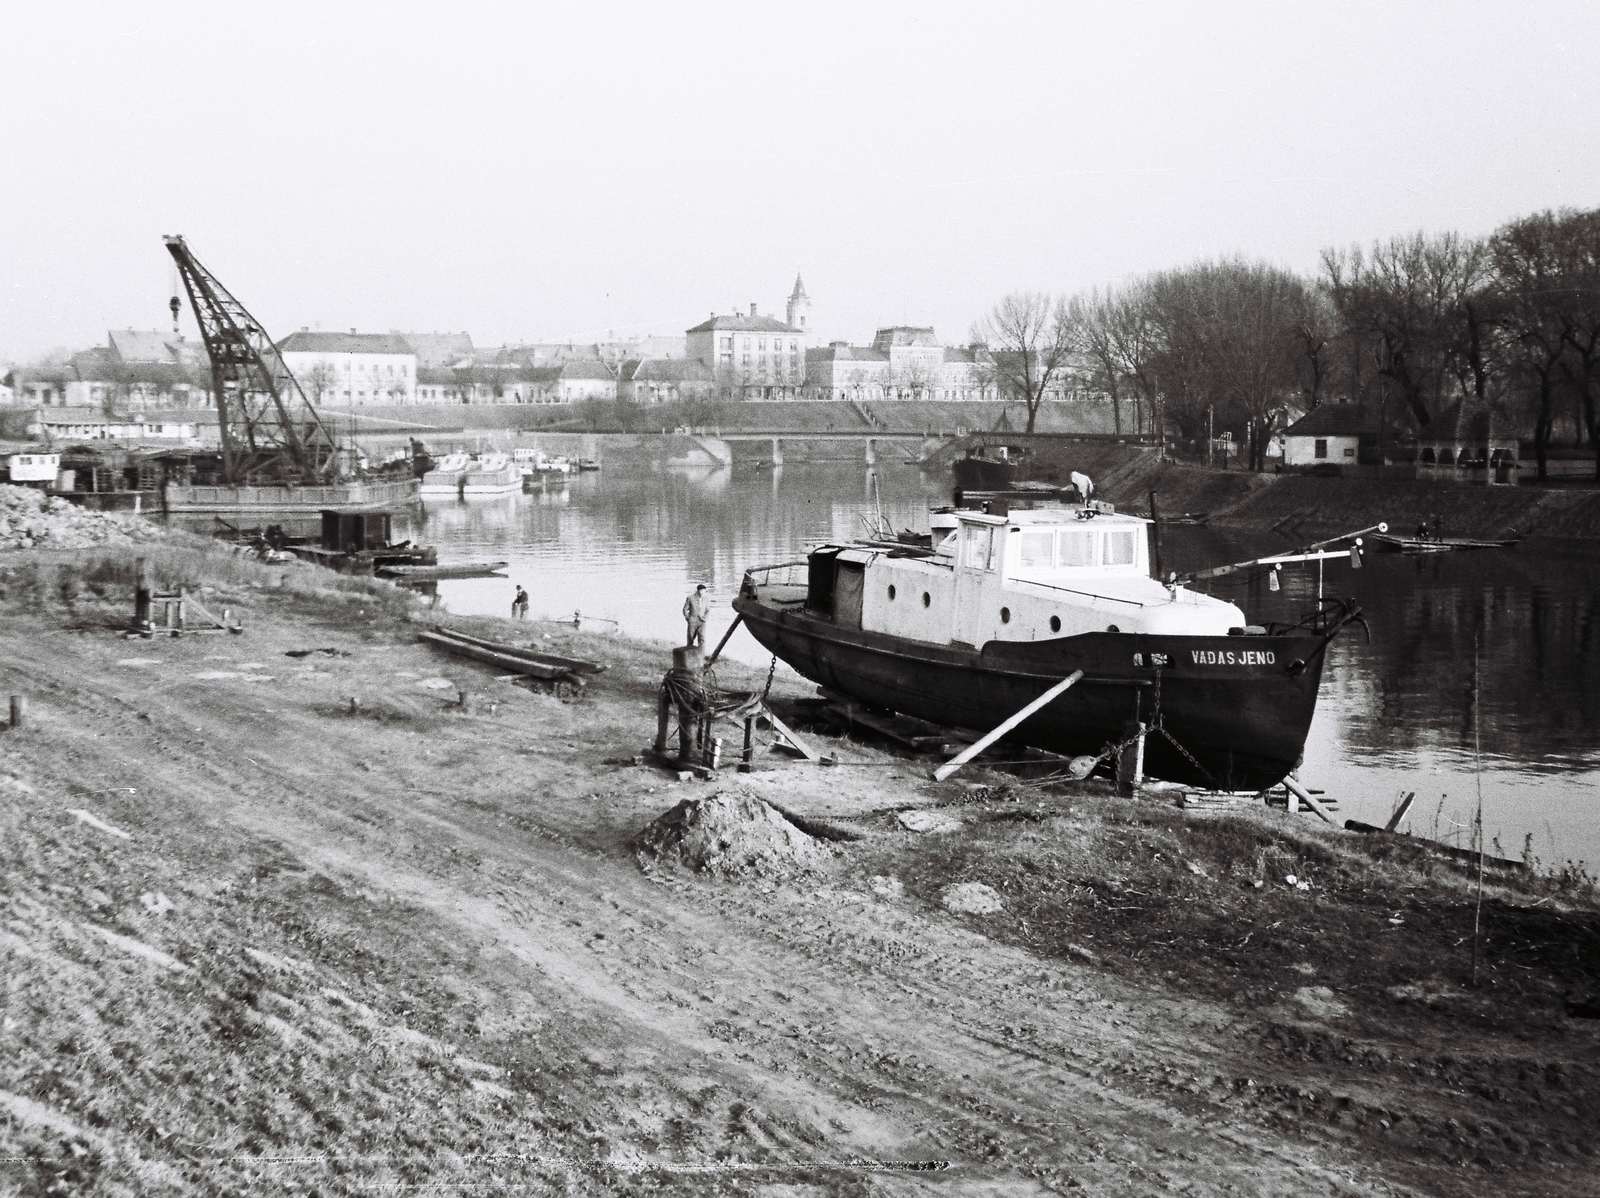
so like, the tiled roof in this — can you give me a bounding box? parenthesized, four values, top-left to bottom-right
(632, 358, 714, 383)
(805, 345, 888, 363)
(108, 329, 179, 363)
(277, 332, 415, 355)
(872, 326, 938, 349)
(685, 314, 801, 335)
(1283, 403, 1377, 438)
(558, 359, 616, 381)
(400, 332, 474, 368)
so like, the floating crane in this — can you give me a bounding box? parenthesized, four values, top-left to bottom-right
(164, 235, 339, 485)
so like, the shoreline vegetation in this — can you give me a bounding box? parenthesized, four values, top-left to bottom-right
(1, 534, 1597, 1194)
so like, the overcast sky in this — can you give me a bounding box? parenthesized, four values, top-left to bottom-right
(2, 1, 1596, 361)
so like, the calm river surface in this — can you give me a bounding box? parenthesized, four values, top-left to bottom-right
(408, 461, 1600, 871)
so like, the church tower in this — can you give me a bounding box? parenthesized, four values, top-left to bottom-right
(785, 272, 810, 331)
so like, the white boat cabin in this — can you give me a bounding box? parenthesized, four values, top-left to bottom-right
(810, 507, 1246, 645)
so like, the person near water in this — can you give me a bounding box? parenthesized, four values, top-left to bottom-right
(682, 584, 707, 647)
(1069, 470, 1094, 502)
(512, 585, 529, 619)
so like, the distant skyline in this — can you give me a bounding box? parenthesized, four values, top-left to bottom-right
(3, 2, 1597, 361)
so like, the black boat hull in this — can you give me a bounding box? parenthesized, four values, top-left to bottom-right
(734, 593, 1330, 791)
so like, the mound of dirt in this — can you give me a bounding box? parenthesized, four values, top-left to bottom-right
(0, 486, 170, 551)
(634, 791, 830, 878)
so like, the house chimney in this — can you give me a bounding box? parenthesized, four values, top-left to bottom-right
(301, 326, 309, 332)
(349, 328, 356, 335)
(749, 303, 758, 318)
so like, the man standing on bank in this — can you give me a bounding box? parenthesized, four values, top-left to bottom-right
(683, 583, 708, 647)
(512, 585, 530, 620)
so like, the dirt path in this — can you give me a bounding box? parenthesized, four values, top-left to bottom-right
(2, 588, 1593, 1196)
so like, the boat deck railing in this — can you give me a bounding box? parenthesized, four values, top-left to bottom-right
(1012, 577, 1147, 608)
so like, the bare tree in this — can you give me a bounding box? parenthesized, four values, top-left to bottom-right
(1322, 232, 1492, 430)
(970, 292, 1074, 433)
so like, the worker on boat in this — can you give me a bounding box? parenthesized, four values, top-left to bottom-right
(512, 585, 529, 620)
(683, 584, 708, 648)
(1070, 470, 1094, 502)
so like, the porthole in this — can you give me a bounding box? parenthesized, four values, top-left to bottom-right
(1049, 615, 1061, 633)
(1107, 624, 1120, 633)
(999, 607, 1011, 624)
(921, 591, 931, 608)
(887, 584, 896, 601)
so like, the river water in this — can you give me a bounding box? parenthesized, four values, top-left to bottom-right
(410, 461, 1600, 872)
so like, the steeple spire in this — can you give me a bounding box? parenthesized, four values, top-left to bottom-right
(786, 271, 810, 330)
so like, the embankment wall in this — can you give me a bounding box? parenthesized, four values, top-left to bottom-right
(1104, 462, 1600, 542)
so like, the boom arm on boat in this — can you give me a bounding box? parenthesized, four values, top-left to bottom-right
(1172, 523, 1388, 589)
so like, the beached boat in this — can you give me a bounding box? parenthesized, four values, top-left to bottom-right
(419, 452, 471, 496)
(734, 501, 1365, 791)
(418, 626, 605, 683)
(375, 561, 508, 580)
(1369, 532, 1518, 554)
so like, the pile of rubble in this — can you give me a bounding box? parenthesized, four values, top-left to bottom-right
(635, 791, 831, 878)
(0, 486, 170, 552)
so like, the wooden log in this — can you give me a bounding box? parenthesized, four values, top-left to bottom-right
(1385, 791, 1417, 833)
(934, 670, 1084, 782)
(704, 612, 745, 669)
(1282, 775, 1335, 824)
(740, 715, 755, 772)
(8, 695, 25, 730)
(1344, 821, 1527, 871)
(654, 686, 671, 754)
(762, 707, 820, 763)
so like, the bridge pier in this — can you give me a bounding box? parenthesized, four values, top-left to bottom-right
(770, 437, 784, 466)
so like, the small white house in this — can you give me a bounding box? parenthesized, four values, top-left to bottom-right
(1281, 403, 1374, 468)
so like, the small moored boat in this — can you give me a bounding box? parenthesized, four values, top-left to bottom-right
(1369, 532, 1518, 554)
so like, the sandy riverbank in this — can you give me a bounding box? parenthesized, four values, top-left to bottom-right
(1, 542, 1597, 1195)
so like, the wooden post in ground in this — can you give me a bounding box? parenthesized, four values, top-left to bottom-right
(739, 715, 755, 772)
(654, 686, 671, 754)
(933, 670, 1085, 782)
(134, 557, 151, 631)
(1117, 721, 1147, 797)
(1385, 791, 1417, 833)
(8, 695, 25, 729)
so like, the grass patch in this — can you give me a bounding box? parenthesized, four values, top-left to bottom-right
(861, 790, 1600, 1032)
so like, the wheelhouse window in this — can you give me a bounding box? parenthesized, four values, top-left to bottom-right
(1018, 530, 1054, 568)
(963, 526, 997, 571)
(1058, 529, 1095, 567)
(1103, 530, 1137, 567)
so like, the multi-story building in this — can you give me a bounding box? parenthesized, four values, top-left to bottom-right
(277, 330, 417, 405)
(685, 303, 807, 400)
(400, 332, 475, 370)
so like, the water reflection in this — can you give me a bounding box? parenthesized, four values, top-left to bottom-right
(420, 463, 1600, 868)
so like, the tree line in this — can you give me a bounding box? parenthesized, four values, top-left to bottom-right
(973, 206, 1600, 479)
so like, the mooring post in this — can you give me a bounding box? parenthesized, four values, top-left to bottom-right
(1116, 720, 1146, 797)
(654, 686, 671, 754)
(8, 695, 25, 730)
(134, 557, 151, 631)
(739, 715, 755, 772)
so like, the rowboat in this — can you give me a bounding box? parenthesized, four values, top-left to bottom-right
(376, 561, 508, 580)
(419, 626, 606, 682)
(1369, 533, 1519, 554)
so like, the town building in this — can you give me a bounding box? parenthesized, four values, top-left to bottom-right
(619, 358, 716, 405)
(785, 274, 811, 333)
(685, 304, 807, 400)
(803, 328, 1005, 402)
(555, 359, 617, 403)
(277, 330, 417, 405)
(1281, 402, 1376, 468)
